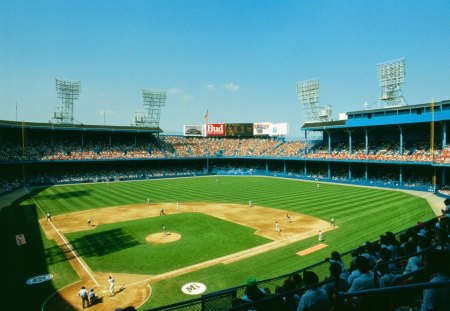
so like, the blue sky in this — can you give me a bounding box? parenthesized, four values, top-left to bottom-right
(1, 0, 449, 137)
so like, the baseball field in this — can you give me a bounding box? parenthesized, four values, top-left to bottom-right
(0, 176, 438, 310)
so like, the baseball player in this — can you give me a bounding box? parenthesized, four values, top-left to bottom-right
(318, 230, 323, 242)
(275, 221, 280, 233)
(330, 217, 335, 227)
(286, 214, 291, 223)
(160, 208, 165, 216)
(162, 225, 166, 237)
(108, 275, 115, 296)
(46, 212, 52, 222)
(249, 200, 253, 207)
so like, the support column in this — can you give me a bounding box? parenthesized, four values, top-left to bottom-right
(399, 165, 403, 186)
(304, 161, 307, 177)
(348, 130, 352, 155)
(328, 162, 331, 179)
(365, 163, 368, 182)
(399, 126, 403, 156)
(348, 162, 352, 180)
(364, 128, 368, 156)
(443, 122, 447, 149)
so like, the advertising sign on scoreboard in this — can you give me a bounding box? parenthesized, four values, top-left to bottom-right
(184, 125, 203, 136)
(225, 123, 254, 137)
(205, 123, 225, 137)
(253, 122, 271, 136)
(270, 123, 288, 136)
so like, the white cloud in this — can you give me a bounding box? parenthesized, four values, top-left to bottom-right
(167, 87, 181, 95)
(222, 82, 240, 92)
(204, 84, 216, 91)
(167, 87, 193, 101)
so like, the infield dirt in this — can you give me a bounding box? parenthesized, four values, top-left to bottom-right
(39, 202, 334, 310)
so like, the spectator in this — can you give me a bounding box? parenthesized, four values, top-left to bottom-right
(419, 249, 450, 311)
(242, 277, 269, 303)
(403, 241, 423, 274)
(297, 271, 329, 311)
(348, 256, 376, 292)
(322, 262, 350, 308)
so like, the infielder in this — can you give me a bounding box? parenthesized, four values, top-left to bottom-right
(318, 230, 323, 242)
(275, 221, 280, 233)
(330, 217, 335, 227)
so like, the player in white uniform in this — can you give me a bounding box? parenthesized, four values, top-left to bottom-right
(108, 275, 115, 296)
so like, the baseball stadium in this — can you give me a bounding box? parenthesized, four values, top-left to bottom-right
(1, 62, 450, 311)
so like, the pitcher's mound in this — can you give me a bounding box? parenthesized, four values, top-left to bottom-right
(146, 232, 181, 244)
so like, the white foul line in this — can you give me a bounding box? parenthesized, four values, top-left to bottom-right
(25, 187, 99, 286)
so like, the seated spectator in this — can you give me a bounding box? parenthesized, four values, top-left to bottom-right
(322, 262, 350, 308)
(297, 271, 329, 311)
(241, 277, 269, 303)
(441, 198, 450, 219)
(328, 251, 350, 279)
(419, 249, 450, 311)
(279, 278, 300, 311)
(377, 261, 398, 288)
(403, 241, 423, 275)
(348, 256, 376, 292)
(290, 273, 304, 288)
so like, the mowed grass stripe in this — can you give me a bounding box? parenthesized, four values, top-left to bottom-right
(27, 176, 436, 310)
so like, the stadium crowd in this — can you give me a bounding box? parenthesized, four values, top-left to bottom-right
(231, 210, 450, 311)
(1, 136, 450, 163)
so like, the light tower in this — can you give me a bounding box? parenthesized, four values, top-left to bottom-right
(53, 79, 80, 124)
(133, 89, 166, 127)
(297, 78, 331, 123)
(377, 58, 407, 107)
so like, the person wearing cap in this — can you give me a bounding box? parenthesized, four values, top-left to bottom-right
(241, 277, 268, 302)
(88, 288, 97, 304)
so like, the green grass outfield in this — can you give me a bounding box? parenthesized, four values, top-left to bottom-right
(1, 176, 436, 310)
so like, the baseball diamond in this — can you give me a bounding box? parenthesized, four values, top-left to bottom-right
(0, 175, 439, 310)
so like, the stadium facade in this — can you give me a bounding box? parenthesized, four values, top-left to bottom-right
(1, 100, 450, 195)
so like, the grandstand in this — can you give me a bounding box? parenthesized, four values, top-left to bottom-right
(1, 99, 450, 311)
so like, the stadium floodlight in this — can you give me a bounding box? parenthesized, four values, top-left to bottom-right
(53, 79, 80, 124)
(377, 58, 407, 107)
(133, 89, 167, 128)
(297, 78, 331, 122)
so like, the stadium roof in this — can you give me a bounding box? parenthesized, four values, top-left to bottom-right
(302, 99, 450, 131)
(0, 120, 162, 133)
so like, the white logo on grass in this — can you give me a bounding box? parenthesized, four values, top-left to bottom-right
(181, 282, 206, 295)
(25, 274, 53, 285)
